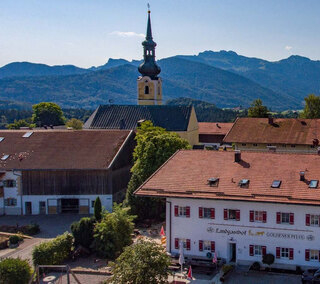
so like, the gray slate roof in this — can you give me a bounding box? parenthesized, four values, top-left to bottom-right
(84, 105, 192, 131)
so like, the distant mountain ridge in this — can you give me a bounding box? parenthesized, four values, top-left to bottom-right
(0, 50, 319, 110)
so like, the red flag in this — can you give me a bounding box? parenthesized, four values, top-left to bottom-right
(187, 266, 192, 279)
(160, 225, 165, 236)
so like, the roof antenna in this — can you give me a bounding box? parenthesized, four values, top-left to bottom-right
(147, 3, 150, 12)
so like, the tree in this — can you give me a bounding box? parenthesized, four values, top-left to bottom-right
(93, 204, 135, 259)
(125, 121, 190, 220)
(107, 240, 171, 284)
(300, 94, 320, 118)
(71, 217, 95, 249)
(248, 99, 269, 118)
(32, 102, 65, 126)
(94, 197, 102, 221)
(6, 119, 35, 129)
(66, 118, 83, 129)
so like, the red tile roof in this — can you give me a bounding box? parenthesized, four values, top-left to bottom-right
(135, 150, 320, 206)
(0, 130, 131, 170)
(199, 122, 233, 135)
(223, 118, 320, 145)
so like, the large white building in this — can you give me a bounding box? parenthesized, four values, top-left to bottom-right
(136, 150, 320, 270)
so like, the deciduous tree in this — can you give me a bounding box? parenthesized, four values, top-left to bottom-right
(66, 118, 83, 129)
(32, 102, 65, 126)
(300, 94, 320, 118)
(248, 99, 269, 118)
(107, 240, 171, 284)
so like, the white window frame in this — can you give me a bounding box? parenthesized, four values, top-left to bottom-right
(281, 213, 290, 224)
(254, 211, 264, 222)
(179, 238, 187, 249)
(310, 250, 319, 261)
(281, 248, 289, 259)
(254, 245, 262, 256)
(179, 206, 187, 217)
(203, 240, 211, 251)
(310, 215, 320, 226)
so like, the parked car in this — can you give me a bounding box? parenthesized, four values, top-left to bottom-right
(302, 268, 320, 283)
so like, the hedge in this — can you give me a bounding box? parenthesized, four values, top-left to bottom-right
(32, 232, 73, 266)
(71, 217, 95, 249)
(0, 258, 32, 284)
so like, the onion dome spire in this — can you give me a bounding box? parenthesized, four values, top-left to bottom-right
(138, 6, 161, 80)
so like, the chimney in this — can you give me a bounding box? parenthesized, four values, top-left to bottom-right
(299, 171, 305, 181)
(268, 116, 274, 125)
(234, 150, 241, 163)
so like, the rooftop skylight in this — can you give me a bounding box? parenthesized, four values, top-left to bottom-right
(239, 179, 250, 188)
(271, 180, 282, 188)
(207, 177, 219, 187)
(0, 137, 4, 142)
(1, 155, 9, 161)
(309, 180, 318, 189)
(22, 132, 33, 138)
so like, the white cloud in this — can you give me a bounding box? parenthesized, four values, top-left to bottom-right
(285, 45, 293, 51)
(109, 31, 145, 38)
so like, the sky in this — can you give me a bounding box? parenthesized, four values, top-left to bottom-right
(0, 0, 320, 68)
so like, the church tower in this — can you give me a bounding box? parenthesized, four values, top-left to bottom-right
(137, 8, 162, 105)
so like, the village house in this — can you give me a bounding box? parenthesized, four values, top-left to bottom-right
(0, 129, 135, 215)
(198, 122, 233, 149)
(224, 117, 320, 153)
(135, 150, 320, 270)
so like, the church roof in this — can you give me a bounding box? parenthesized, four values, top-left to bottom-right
(84, 105, 192, 132)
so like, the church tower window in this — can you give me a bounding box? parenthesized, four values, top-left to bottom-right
(144, 86, 149, 94)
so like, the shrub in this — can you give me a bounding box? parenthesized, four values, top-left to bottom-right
(71, 217, 95, 249)
(250, 261, 261, 271)
(94, 197, 102, 221)
(0, 258, 32, 284)
(21, 223, 40, 235)
(9, 235, 23, 245)
(222, 264, 234, 274)
(262, 253, 275, 266)
(32, 232, 73, 266)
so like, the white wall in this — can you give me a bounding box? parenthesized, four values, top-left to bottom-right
(167, 198, 320, 269)
(2, 171, 21, 215)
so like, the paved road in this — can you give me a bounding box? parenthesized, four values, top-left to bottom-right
(0, 214, 85, 262)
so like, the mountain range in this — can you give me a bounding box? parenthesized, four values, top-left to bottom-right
(0, 50, 319, 110)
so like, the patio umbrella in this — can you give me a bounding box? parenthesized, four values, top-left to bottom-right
(178, 241, 185, 274)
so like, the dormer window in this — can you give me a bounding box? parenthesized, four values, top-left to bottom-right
(271, 180, 281, 188)
(239, 179, 249, 188)
(207, 178, 219, 187)
(309, 180, 318, 189)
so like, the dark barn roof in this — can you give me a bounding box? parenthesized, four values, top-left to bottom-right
(0, 129, 132, 170)
(84, 105, 192, 132)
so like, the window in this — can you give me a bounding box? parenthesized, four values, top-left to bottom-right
(250, 210, 267, 223)
(254, 211, 264, 222)
(144, 86, 149, 94)
(174, 238, 190, 250)
(291, 144, 296, 148)
(281, 213, 290, 224)
(203, 208, 212, 219)
(0, 137, 4, 142)
(207, 178, 219, 187)
(267, 144, 272, 147)
(253, 143, 258, 146)
(271, 180, 281, 188)
(254, 245, 262, 256)
(91, 201, 95, 208)
(309, 180, 319, 188)
(1, 154, 9, 161)
(241, 143, 246, 146)
(203, 240, 211, 251)
(3, 180, 16, 187)
(239, 179, 249, 188)
(281, 144, 287, 148)
(311, 215, 320, 226)
(22, 132, 33, 138)
(281, 248, 289, 258)
(4, 198, 17, 206)
(175, 205, 190, 217)
(310, 250, 319, 261)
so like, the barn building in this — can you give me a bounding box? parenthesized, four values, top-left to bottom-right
(136, 150, 320, 270)
(0, 129, 135, 215)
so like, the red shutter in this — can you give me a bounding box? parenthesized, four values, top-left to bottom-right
(186, 206, 190, 218)
(175, 238, 179, 249)
(236, 210, 240, 221)
(249, 245, 254, 256)
(174, 206, 179, 217)
(249, 210, 254, 222)
(210, 208, 215, 219)
(289, 248, 294, 260)
(199, 240, 203, 251)
(305, 249, 310, 261)
(276, 212, 281, 224)
(289, 213, 294, 225)
(306, 214, 310, 226)
(186, 239, 191, 250)
(199, 207, 203, 218)
(318, 216, 320, 227)
(224, 209, 228, 220)
(276, 247, 280, 258)
(211, 241, 215, 252)
(263, 211, 267, 223)
(262, 246, 266, 256)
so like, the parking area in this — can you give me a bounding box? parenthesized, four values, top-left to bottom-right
(225, 270, 301, 284)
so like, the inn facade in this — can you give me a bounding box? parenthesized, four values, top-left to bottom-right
(136, 150, 320, 270)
